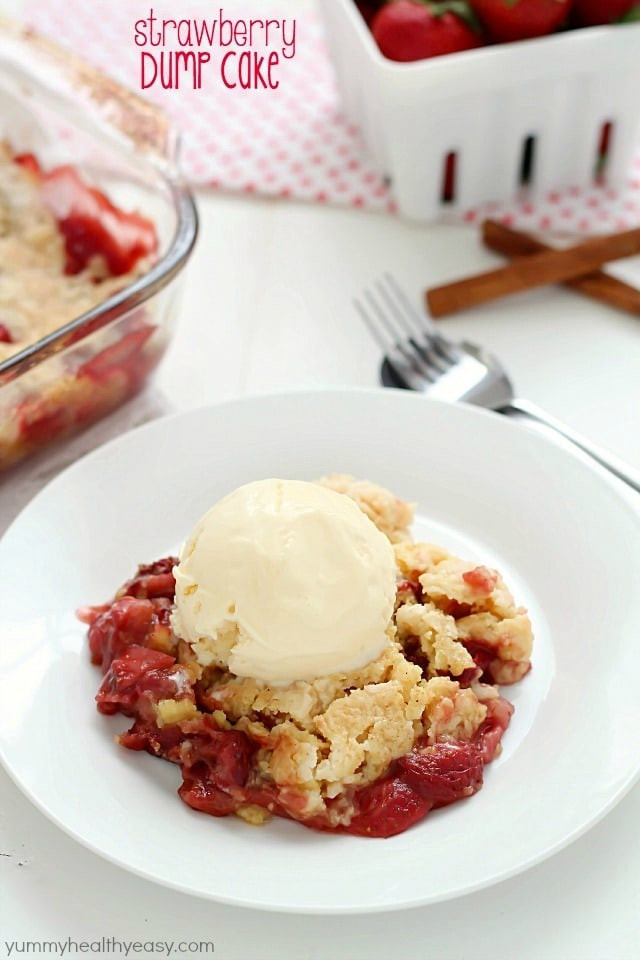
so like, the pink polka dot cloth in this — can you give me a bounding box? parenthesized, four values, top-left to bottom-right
(25, 0, 640, 233)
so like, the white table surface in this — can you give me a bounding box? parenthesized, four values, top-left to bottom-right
(2, 3, 640, 957)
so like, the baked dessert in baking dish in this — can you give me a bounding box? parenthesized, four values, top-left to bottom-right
(0, 144, 159, 469)
(0, 143, 155, 363)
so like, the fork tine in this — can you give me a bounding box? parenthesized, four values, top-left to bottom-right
(363, 292, 432, 379)
(383, 273, 434, 336)
(358, 276, 518, 413)
(363, 288, 409, 351)
(429, 332, 464, 365)
(355, 292, 437, 385)
(353, 297, 389, 355)
(353, 296, 413, 377)
(375, 277, 450, 376)
(383, 273, 463, 365)
(365, 289, 444, 383)
(375, 277, 418, 339)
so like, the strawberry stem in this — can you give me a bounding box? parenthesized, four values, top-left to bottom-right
(619, 4, 640, 21)
(418, 0, 483, 32)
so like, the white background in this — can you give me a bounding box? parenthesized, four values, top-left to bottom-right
(1, 1, 640, 957)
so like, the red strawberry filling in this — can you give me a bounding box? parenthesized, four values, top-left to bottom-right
(14, 154, 157, 276)
(84, 558, 516, 837)
(462, 565, 498, 594)
(96, 645, 183, 717)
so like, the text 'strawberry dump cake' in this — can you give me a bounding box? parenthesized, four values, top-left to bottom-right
(0, 144, 158, 469)
(81, 476, 533, 838)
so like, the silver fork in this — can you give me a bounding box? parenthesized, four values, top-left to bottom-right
(356, 275, 640, 495)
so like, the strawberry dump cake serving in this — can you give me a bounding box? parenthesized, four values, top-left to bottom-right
(81, 476, 534, 838)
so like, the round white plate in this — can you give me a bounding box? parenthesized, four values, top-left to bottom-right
(1, 389, 640, 914)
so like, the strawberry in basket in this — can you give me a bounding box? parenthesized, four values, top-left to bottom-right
(470, 0, 573, 41)
(371, 1, 484, 61)
(572, 0, 638, 24)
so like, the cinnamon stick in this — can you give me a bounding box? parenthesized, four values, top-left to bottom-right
(482, 220, 640, 317)
(426, 225, 640, 318)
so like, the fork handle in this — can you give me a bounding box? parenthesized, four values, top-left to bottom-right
(502, 398, 640, 496)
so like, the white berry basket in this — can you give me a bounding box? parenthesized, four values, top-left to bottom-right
(320, 0, 640, 221)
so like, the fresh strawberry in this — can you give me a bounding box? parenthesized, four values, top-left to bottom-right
(372, 0, 484, 61)
(471, 0, 572, 41)
(0, 323, 13, 343)
(572, 0, 637, 24)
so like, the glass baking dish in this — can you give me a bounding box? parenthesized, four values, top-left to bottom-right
(0, 20, 198, 472)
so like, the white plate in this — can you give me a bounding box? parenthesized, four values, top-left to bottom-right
(1, 389, 640, 914)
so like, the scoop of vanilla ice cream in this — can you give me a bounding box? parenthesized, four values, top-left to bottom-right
(172, 478, 397, 686)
